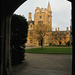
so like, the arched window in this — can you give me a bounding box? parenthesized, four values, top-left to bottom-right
(30, 40, 32, 43)
(40, 16, 42, 18)
(30, 25, 32, 28)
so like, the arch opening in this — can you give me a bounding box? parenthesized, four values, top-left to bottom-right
(0, 0, 73, 75)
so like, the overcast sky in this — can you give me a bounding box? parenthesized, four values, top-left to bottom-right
(14, 0, 71, 31)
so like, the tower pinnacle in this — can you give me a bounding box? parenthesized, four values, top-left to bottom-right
(48, 1, 51, 12)
(28, 12, 32, 21)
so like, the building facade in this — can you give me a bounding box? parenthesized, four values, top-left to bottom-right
(25, 2, 70, 46)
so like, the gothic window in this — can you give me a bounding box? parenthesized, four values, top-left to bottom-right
(30, 25, 32, 28)
(40, 16, 42, 18)
(30, 31, 33, 36)
(55, 35, 57, 37)
(64, 37, 66, 40)
(38, 21, 43, 23)
(30, 40, 32, 43)
(55, 37, 57, 40)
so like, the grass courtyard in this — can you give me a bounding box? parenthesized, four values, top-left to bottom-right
(25, 47, 72, 54)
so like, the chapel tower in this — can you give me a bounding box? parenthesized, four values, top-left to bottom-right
(26, 1, 70, 47)
(47, 1, 52, 31)
(47, 1, 52, 43)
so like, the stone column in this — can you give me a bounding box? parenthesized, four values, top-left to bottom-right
(0, 15, 12, 75)
(6, 15, 12, 74)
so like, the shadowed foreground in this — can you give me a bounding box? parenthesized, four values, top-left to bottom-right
(12, 53, 72, 75)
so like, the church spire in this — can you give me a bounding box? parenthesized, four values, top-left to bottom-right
(48, 1, 51, 12)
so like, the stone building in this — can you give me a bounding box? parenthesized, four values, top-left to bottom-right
(25, 2, 70, 46)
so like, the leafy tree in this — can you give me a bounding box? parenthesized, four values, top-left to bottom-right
(11, 14, 28, 65)
(49, 43, 52, 46)
(66, 41, 70, 46)
(11, 14, 28, 47)
(59, 41, 61, 45)
(53, 43, 56, 46)
(32, 24, 49, 49)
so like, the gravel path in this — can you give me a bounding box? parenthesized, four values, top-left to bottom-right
(12, 53, 72, 75)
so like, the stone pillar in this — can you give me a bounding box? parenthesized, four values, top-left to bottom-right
(55, 28, 57, 31)
(67, 27, 69, 31)
(0, 15, 12, 75)
(6, 15, 12, 74)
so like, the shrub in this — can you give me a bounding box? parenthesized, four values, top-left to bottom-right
(11, 47, 25, 65)
(53, 43, 56, 46)
(11, 14, 28, 65)
(66, 41, 70, 46)
(49, 43, 52, 46)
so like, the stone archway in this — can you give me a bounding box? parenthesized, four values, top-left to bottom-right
(0, 0, 74, 75)
(1, 0, 27, 75)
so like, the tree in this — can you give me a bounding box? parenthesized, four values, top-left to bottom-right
(66, 41, 70, 46)
(49, 43, 52, 46)
(11, 14, 28, 47)
(11, 14, 28, 65)
(33, 24, 49, 49)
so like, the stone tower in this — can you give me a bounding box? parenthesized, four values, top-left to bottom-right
(26, 1, 53, 46)
(34, 1, 52, 30)
(26, 1, 70, 47)
(28, 12, 32, 21)
(33, 1, 52, 45)
(47, 1, 52, 31)
(47, 1, 52, 43)
(34, 7, 48, 25)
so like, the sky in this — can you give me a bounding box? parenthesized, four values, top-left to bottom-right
(14, 0, 71, 31)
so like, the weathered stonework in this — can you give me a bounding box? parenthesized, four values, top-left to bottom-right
(26, 2, 70, 46)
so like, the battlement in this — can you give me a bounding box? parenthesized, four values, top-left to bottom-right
(67, 27, 69, 31)
(35, 7, 40, 13)
(35, 7, 48, 13)
(40, 8, 45, 12)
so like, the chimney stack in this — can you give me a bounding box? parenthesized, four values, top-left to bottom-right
(67, 27, 69, 31)
(58, 27, 59, 31)
(28, 12, 32, 21)
(55, 28, 57, 31)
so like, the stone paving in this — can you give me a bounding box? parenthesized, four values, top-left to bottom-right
(12, 53, 72, 75)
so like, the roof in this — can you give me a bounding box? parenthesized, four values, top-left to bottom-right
(52, 31, 70, 35)
(28, 20, 34, 25)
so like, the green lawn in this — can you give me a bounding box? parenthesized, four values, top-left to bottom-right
(25, 47, 72, 54)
